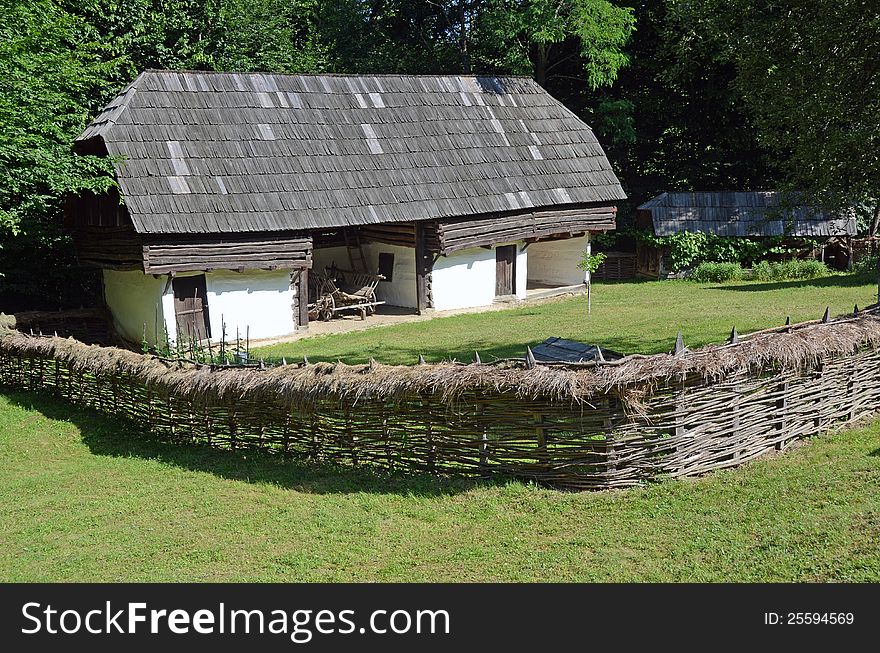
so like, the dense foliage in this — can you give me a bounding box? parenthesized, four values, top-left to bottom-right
(689, 262, 744, 283)
(631, 228, 818, 272)
(690, 260, 831, 284)
(749, 260, 830, 283)
(668, 0, 880, 213)
(0, 0, 875, 308)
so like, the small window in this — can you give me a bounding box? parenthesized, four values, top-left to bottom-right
(378, 252, 394, 282)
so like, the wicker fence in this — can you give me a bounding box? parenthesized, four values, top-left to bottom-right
(1, 310, 879, 490)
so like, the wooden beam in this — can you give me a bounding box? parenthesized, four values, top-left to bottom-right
(414, 222, 429, 314)
(297, 268, 309, 329)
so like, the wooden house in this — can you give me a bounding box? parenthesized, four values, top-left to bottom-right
(67, 70, 624, 344)
(635, 192, 857, 278)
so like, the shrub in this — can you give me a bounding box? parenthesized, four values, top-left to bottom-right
(690, 262, 744, 282)
(853, 254, 879, 275)
(747, 259, 830, 281)
(750, 260, 773, 281)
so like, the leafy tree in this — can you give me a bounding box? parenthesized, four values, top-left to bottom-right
(0, 0, 119, 307)
(602, 0, 774, 214)
(213, 0, 330, 73)
(668, 0, 880, 214)
(480, 0, 635, 88)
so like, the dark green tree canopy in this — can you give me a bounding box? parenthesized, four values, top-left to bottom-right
(1, 0, 875, 308)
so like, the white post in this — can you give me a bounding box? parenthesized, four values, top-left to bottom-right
(585, 239, 592, 315)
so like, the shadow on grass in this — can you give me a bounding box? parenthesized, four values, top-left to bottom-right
(3, 391, 489, 498)
(708, 273, 875, 293)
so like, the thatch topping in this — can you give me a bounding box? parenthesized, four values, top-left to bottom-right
(2, 310, 879, 407)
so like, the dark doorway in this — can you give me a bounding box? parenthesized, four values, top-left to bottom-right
(495, 245, 517, 296)
(172, 275, 211, 341)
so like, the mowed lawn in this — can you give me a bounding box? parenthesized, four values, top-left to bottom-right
(2, 274, 879, 582)
(256, 273, 879, 364)
(0, 392, 878, 582)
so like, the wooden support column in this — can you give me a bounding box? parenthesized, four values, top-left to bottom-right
(297, 268, 309, 329)
(414, 222, 429, 314)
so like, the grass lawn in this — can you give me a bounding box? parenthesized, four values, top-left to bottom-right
(1, 391, 878, 582)
(256, 273, 879, 364)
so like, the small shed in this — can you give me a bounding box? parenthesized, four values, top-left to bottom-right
(635, 192, 858, 278)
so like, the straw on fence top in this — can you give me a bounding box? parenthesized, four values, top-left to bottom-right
(2, 309, 879, 407)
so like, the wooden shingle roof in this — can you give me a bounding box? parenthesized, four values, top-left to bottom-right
(77, 70, 626, 235)
(638, 192, 856, 237)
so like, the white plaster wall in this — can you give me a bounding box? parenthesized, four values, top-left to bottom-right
(431, 246, 497, 311)
(312, 246, 353, 274)
(362, 242, 418, 308)
(162, 269, 296, 343)
(515, 245, 528, 300)
(102, 269, 168, 345)
(526, 234, 590, 286)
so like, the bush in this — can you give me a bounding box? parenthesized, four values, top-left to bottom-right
(853, 254, 879, 275)
(690, 262, 744, 282)
(748, 259, 830, 282)
(750, 260, 774, 281)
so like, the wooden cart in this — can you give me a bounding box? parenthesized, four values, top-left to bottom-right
(308, 268, 385, 321)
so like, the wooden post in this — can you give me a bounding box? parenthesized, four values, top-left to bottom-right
(847, 235, 853, 272)
(847, 362, 857, 422)
(534, 412, 548, 470)
(775, 380, 788, 450)
(297, 268, 309, 330)
(476, 400, 488, 472)
(424, 400, 436, 473)
(585, 239, 592, 315)
(414, 222, 429, 314)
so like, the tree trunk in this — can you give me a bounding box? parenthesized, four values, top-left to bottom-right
(534, 44, 548, 87)
(874, 204, 880, 306)
(459, 0, 471, 73)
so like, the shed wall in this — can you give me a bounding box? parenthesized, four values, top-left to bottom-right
(526, 234, 590, 286)
(432, 243, 526, 311)
(102, 270, 168, 345)
(155, 270, 295, 344)
(363, 242, 418, 308)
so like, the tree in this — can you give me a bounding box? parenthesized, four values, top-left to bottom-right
(0, 0, 119, 307)
(669, 0, 880, 213)
(479, 0, 635, 88)
(596, 0, 775, 215)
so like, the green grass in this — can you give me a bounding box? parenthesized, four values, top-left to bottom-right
(1, 391, 878, 582)
(256, 273, 879, 364)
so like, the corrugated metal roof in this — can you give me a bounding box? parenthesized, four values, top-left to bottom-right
(77, 70, 627, 235)
(638, 192, 856, 237)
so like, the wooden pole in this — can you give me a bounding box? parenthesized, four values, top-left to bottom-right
(585, 239, 592, 316)
(414, 222, 428, 314)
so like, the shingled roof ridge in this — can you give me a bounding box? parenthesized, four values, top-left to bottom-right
(140, 68, 536, 81)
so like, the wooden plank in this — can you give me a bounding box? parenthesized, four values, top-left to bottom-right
(414, 222, 428, 314)
(297, 268, 309, 329)
(495, 245, 516, 296)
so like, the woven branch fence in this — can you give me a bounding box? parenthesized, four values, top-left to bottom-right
(1, 309, 879, 490)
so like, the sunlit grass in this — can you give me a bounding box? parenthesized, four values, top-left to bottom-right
(255, 273, 878, 365)
(1, 392, 878, 582)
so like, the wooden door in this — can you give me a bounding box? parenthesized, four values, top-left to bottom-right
(172, 275, 211, 341)
(495, 245, 516, 296)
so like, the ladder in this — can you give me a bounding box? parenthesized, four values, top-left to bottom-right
(343, 227, 368, 273)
